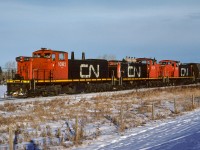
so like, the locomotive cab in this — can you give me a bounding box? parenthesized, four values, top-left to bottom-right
(8, 48, 69, 96)
(136, 58, 160, 78)
(159, 60, 179, 77)
(15, 48, 68, 81)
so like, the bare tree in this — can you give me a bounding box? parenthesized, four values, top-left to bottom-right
(4, 61, 16, 79)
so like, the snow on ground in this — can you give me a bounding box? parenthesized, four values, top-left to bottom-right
(74, 109, 200, 150)
(0, 85, 200, 149)
(0, 85, 6, 98)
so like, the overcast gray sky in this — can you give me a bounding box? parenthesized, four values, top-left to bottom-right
(0, 0, 200, 67)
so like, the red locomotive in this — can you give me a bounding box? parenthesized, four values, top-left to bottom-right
(7, 48, 199, 97)
(16, 49, 68, 80)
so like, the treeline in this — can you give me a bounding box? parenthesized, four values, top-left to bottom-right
(0, 61, 16, 84)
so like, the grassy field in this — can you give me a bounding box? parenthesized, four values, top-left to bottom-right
(0, 85, 200, 149)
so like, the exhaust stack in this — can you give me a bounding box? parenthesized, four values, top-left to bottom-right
(71, 51, 74, 60)
(82, 52, 85, 60)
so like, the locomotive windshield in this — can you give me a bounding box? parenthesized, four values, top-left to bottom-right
(33, 53, 41, 58)
(33, 53, 51, 58)
(59, 53, 65, 60)
(44, 53, 51, 58)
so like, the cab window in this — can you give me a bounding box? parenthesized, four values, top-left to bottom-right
(33, 53, 41, 58)
(44, 53, 51, 58)
(52, 54, 56, 61)
(59, 53, 65, 60)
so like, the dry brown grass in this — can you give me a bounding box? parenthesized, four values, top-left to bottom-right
(182, 102, 195, 111)
(3, 103, 17, 112)
(0, 85, 200, 148)
(137, 105, 152, 114)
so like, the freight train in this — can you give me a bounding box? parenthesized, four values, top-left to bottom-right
(6, 48, 200, 97)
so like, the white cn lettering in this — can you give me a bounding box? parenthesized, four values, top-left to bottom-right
(128, 65, 141, 77)
(181, 68, 188, 76)
(58, 62, 66, 67)
(80, 64, 99, 78)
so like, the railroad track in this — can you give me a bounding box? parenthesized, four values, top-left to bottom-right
(0, 84, 199, 104)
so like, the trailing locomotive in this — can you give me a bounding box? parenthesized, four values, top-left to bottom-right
(6, 48, 198, 97)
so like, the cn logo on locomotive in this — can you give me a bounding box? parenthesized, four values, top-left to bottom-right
(80, 64, 100, 78)
(181, 68, 189, 76)
(128, 65, 141, 77)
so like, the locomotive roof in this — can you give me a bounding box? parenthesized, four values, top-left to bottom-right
(159, 60, 179, 63)
(136, 58, 156, 61)
(34, 48, 67, 53)
(69, 59, 107, 61)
